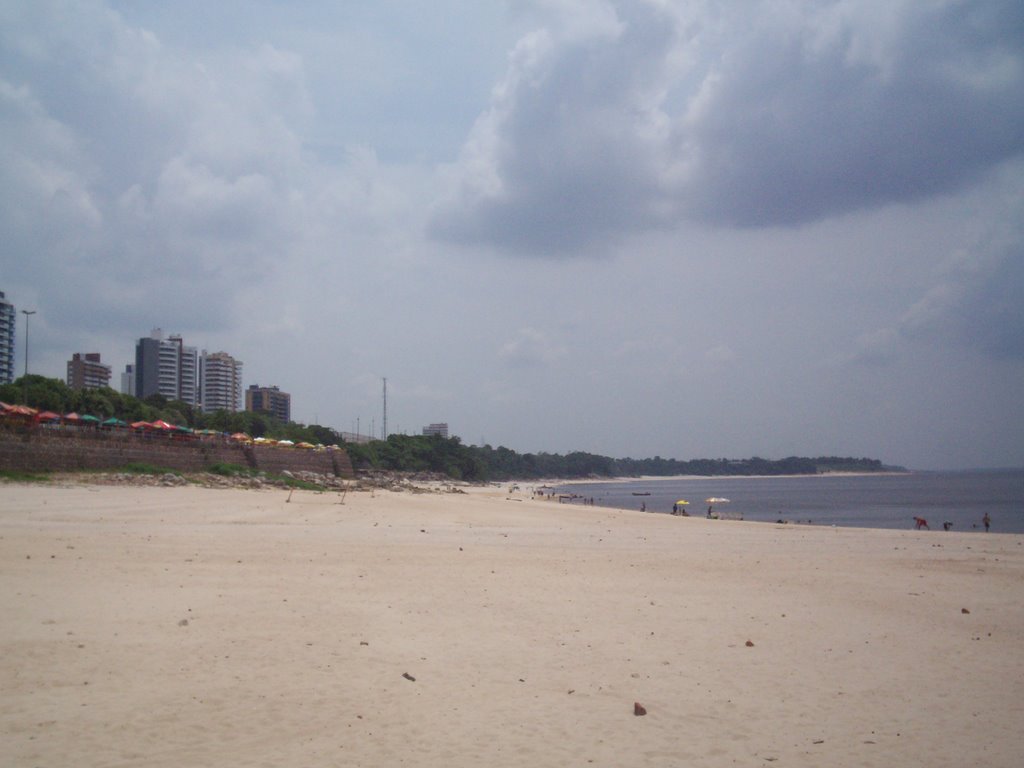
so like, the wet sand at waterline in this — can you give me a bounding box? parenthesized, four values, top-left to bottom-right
(2, 482, 1022, 767)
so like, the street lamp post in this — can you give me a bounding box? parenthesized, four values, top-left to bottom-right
(21, 309, 35, 405)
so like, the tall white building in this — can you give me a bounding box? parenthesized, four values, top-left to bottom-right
(199, 350, 243, 413)
(175, 335, 198, 405)
(0, 291, 14, 385)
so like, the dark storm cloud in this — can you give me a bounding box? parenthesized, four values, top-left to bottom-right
(968, 247, 1024, 359)
(846, 193, 1024, 365)
(433, 0, 1024, 252)
(685, 0, 1024, 226)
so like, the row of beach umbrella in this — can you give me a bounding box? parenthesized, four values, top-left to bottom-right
(1, 403, 331, 449)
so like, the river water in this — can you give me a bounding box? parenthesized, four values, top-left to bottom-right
(554, 470, 1024, 533)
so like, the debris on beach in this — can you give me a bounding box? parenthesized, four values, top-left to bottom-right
(745, 640, 755, 647)
(402, 672, 416, 682)
(634, 702, 647, 716)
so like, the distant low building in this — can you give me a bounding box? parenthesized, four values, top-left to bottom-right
(246, 384, 291, 423)
(67, 353, 112, 390)
(338, 431, 374, 445)
(422, 422, 449, 438)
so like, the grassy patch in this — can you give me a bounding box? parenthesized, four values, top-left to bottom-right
(0, 469, 52, 483)
(206, 462, 257, 477)
(275, 474, 324, 491)
(120, 462, 180, 476)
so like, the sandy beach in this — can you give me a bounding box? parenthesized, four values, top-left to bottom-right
(2, 481, 1022, 767)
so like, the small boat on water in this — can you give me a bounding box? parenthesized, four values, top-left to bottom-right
(631, 492, 651, 496)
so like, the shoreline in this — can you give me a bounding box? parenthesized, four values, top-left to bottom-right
(549, 470, 913, 486)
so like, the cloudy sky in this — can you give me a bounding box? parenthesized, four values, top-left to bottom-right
(2, 0, 1022, 470)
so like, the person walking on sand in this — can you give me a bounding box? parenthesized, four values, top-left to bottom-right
(983, 513, 991, 532)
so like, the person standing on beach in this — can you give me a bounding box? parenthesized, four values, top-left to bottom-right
(983, 513, 991, 532)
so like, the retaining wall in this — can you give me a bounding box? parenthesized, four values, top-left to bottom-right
(0, 426, 354, 478)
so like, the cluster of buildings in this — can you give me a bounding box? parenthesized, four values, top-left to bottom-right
(118, 329, 290, 421)
(0, 294, 290, 421)
(3, 292, 451, 437)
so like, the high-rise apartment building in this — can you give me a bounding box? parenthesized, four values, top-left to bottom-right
(135, 329, 198, 405)
(422, 422, 450, 438)
(67, 353, 112, 390)
(0, 291, 14, 385)
(120, 364, 135, 396)
(198, 351, 243, 413)
(177, 335, 197, 405)
(245, 384, 291, 423)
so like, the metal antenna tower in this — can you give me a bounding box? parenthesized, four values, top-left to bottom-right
(382, 377, 388, 440)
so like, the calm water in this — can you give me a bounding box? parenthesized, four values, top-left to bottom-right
(554, 470, 1024, 533)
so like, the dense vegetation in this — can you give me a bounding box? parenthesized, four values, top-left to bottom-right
(2, 374, 897, 481)
(0, 375, 332, 444)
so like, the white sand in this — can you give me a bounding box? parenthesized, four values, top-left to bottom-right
(2, 481, 1022, 767)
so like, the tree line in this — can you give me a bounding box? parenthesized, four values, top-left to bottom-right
(2, 375, 897, 481)
(0, 375, 331, 445)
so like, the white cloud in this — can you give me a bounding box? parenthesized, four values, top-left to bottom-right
(705, 344, 736, 365)
(498, 327, 566, 367)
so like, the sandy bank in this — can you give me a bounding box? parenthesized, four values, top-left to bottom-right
(2, 482, 1022, 767)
